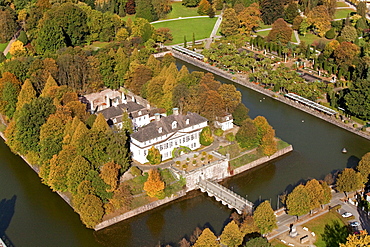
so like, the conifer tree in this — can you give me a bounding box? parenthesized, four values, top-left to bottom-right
(220, 8, 239, 36)
(15, 79, 36, 117)
(220, 221, 244, 247)
(143, 169, 165, 197)
(100, 161, 121, 192)
(67, 155, 91, 194)
(193, 228, 218, 247)
(253, 200, 277, 235)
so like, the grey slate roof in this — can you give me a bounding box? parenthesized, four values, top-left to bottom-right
(98, 102, 147, 120)
(131, 112, 208, 143)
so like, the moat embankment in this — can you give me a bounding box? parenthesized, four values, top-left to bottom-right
(172, 50, 370, 141)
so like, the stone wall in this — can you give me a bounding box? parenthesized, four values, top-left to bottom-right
(94, 190, 186, 231)
(233, 145, 293, 175)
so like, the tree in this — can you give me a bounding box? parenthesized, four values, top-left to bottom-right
(152, 0, 172, 19)
(306, 5, 332, 37)
(236, 118, 259, 149)
(334, 42, 359, 67)
(100, 161, 120, 192)
(339, 25, 358, 43)
(260, 0, 284, 25)
(143, 169, 165, 198)
(284, 2, 299, 24)
(78, 194, 104, 228)
(14, 79, 36, 118)
(344, 79, 370, 120)
(336, 168, 363, 194)
(253, 200, 277, 235)
(286, 184, 311, 217)
(9, 40, 25, 57)
(199, 126, 213, 146)
(193, 228, 218, 247)
(0, 8, 18, 43)
(218, 83, 241, 113)
(15, 97, 56, 154)
(232, 103, 249, 126)
(0, 72, 21, 119)
(266, 18, 293, 45)
(198, 0, 212, 15)
(182, 0, 200, 7)
(135, 0, 157, 22)
(320, 181, 332, 205)
(220, 221, 243, 247)
(238, 3, 261, 35)
(67, 156, 91, 194)
(146, 146, 162, 165)
(202, 90, 225, 121)
(305, 179, 324, 211)
(245, 237, 271, 247)
(340, 230, 370, 247)
(254, 116, 277, 156)
(357, 152, 370, 181)
(220, 8, 239, 37)
(357, 1, 367, 18)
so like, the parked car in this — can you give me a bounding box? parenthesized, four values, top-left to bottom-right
(350, 221, 360, 227)
(342, 212, 353, 218)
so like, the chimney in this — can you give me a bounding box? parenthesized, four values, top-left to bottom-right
(121, 91, 127, 104)
(155, 113, 161, 121)
(105, 96, 110, 108)
(173, 108, 179, 115)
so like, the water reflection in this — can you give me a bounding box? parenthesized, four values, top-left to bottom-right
(0, 195, 16, 247)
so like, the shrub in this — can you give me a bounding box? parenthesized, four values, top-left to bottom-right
(130, 166, 142, 176)
(200, 126, 214, 146)
(344, 120, 349, 124)
(225, 133, 235, 142)
(330, 204, 341, 212)
(214, 128, 224, 136)
(353, 124, 358, 128)
(192, 160, 197, 164)
(325, 28, 336, 39)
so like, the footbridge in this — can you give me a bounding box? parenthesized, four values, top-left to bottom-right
(198, 179, 253, 214)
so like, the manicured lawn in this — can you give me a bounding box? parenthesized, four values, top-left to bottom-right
(257, 23, 272, 30)
(152, 17, 217, 44)
(299, 33, 322, 45)
(336, 1, 349, 7)
(0, 42, 8, 52)
(122, 14, 136, 22)
(165, 2, 200, 19)
(256, 30, 270, 37)
(334, 8, 354, 19)
(303, 211, 349, 247)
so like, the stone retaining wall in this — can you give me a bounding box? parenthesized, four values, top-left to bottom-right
(233, 145, 293, 175)
(94, 190, 187, 231)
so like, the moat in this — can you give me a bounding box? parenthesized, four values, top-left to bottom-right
(0, 60, 369, 246)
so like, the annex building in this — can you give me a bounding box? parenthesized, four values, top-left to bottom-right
(130, 109, 208, 164)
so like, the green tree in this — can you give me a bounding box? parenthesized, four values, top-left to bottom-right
(193, 228, 218, 247)
(284, 2, 299, 24)
(344, 79, 370, 120)
(286, 184, 311, 217)
(220, 221, 243, 247)
(334, 42, 360, 67)
(306, 5, 332, 37)
(357, 1, 367, 18)
(254, 116, 277, 156)
(221, 8, 239, 37)
(245, 237, 271, 247)
(200, 126, 214, 146)
(15, 97, 56, 154)
(339, 25, 358, 43)
(182, 0, 200, 7)
(14, 79, 36, 119)
(232, 103, 249, 126)
(336, 168, 363, 194)
(320, 181, 332, 205)
(260, 0, 284, 25)
(340, 230, 370, 247)
(135, 0, 157, 22)
(253, 200, 277, 235)
(236, 118, 259, 149)
(67, 155, 91, 194)
(78, 194, 104, 228)
(147, 146, 162, 165)
(357, 152, 370, 181)
(198, 0, 212, 15)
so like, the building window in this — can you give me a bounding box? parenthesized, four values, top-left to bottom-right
(158, 127, 162, 133)
(191, 134, 194, 140)
(172, 121, 177, 129)
(169, 141, 173, 148)
(164, 143, 168, 149)
(186, 136, 190, 142)
(186, 119, 190, 125)
(144, 150, 147, 156)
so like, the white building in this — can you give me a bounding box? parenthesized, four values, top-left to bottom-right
(130, 109, 208, 164)
(214, 114, 233, 131)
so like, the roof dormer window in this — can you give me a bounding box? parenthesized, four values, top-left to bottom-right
(186, 119, 190, 125)
(172, 121, 177, 129)
(138, 110, 142, 115)
(158, 127, 162, 133)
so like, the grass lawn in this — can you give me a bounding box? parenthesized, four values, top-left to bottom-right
(257, 23, 272, 30)
(336, 1, 349, 7)
(303, 211, 349, 247)
(152, 17, 217, 44)
(165, 2, 200, 19)
(334, 8, 355, 19)
(256, 30, 270, 37)
(299, 33, 322, 45)
(0, 42, 8, 53)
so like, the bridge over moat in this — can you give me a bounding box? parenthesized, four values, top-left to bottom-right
(198, 179, 253, 214)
